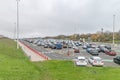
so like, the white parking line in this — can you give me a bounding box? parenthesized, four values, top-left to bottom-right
(103, 59, 113, 62)
(33, 44, 37, 46)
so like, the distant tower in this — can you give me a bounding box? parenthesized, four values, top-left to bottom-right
(101, 28, 103, 34)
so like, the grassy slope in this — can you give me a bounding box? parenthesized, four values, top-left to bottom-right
(0, 38, 120, 80)
(0, 38, 41, 80)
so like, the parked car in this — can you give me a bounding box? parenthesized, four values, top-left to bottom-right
(63, 43, 67, 48)
(28, 39, 34, 43)
(113, 56, 120, 64)
(33, 40, 40, 44)
(82, 45, 87, 49)
(47, 42, 53, 48)
(105, 50, 116, 56)
(74, 42, 82, 46)
(74, 56, 87, 66)
(86, 43, 96, 48)
(73, 45, 77, 49)
(74, 47, 80, 53)
(86, 48, 99, 55)
(36, 41, 42, 46)
(88, 56, 104, 66)
(44, 44, 49, 48)
(51, 44, 56, 49)
(105, 45, 111, 50)
(68, 44, 73, 48)
(98, 45, 108, 53)
(55, 43, 62, 49)
(90, 44, 97, 48)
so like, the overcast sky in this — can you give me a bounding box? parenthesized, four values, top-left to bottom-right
(0, 0, 120, 38)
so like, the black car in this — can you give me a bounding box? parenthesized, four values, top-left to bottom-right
(113, 56, 120, 64)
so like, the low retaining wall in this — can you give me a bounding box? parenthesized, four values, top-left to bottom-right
(19, 41, 50, 61)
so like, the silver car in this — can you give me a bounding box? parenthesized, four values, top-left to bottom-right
(88, 56, 104, 66)
(74, 56, 87, 66)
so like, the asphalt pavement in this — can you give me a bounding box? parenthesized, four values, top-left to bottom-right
(21, 40, 120, 67)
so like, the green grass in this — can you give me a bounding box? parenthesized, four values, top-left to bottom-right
(34, 60, 120, 80)
(0, 38, 120, 80)
(0, 38, 41, 80)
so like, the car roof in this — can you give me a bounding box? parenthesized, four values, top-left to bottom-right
(116, 56, 120, 58)
(99, 45, 105, 47)
(92, 56, 101, 59)
(77, 56, 86, 59)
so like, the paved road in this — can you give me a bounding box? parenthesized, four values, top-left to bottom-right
(78, 48, 120, 67)
(21, 40, 120, 67)
(21, 40, 74, 60)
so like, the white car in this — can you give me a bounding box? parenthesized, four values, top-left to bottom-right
(88, 56, 104, 66)
(74, 56, 87, 66)
(82, 45, 87, 49)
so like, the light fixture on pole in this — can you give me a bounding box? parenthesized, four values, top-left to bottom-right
(16, 0, 20, 49)
(113, 15, 115, 46)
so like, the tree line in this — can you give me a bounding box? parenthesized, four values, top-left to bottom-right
(44, 30, 120, 43)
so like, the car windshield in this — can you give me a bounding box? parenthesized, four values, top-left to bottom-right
(79, 59, 85, 61)
(95, 59, 102, 62)
(91, 44, 96, 48)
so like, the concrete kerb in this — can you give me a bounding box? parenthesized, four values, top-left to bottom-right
(18, 41, 51, 61)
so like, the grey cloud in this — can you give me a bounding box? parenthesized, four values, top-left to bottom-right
(0, 0, 120, 38)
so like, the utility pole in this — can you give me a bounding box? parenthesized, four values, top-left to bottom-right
(113, 15, 115, 46)
(14, 22, 16, 40)
(16, 0, 20, 49)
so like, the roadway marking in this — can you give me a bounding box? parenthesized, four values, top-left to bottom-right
(80, 50, 86, 52)
(42, 52, 51, 54)
(50, 53, 59, 58)
(115, 50, 120, 53)
(103, 59, 113, 62)
(33, 44, 37, 46)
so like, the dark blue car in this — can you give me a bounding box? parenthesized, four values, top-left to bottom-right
(55, 43, 62, 49)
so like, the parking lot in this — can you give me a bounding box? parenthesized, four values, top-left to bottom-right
(21, 39, 120, 67)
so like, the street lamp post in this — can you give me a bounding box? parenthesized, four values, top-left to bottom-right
(113, 15, 115, 46)
(16, 0, 20, 49)
(14, 22, 16, 40)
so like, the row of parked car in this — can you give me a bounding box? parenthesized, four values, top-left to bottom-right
(74, 56, 104, 66)
(24, 38, 82, 50)
(82, 43, 116, 56)
(74, 56, 120, 66)
(80, 43, 120, 66)
(24, 38, 120, 65)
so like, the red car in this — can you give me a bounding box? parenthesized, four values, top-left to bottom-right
(105, 50, 116, 56)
